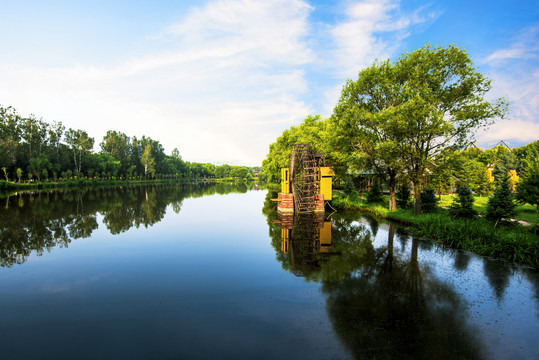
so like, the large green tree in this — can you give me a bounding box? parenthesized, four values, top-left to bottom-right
(331, 59, 407, 210)
(331, 44, 506, 215)
(395, 44, 506, 215)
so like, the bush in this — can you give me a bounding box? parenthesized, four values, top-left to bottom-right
(420, 188, 438, 212)
(487, 175, 517, 225)
(367, 184, 384, 203)
(342, 175, 356, 194)
(449, 186, 477, 218)
(396, 184, 412, 209)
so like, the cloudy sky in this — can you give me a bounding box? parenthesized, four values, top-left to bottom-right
(0, 0, 537, 166)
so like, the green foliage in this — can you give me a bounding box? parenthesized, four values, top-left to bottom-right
(487, 176, 517, 224)
(516, 152, 539, 210)
(449, 187, 478, 219)
(420, 188, 438, 212)
(262, 115, 330, 182)
(396, 183, 411, 209)
(341, 175, 356, 195)
(366, 184, 384, 203)
(332, 192, 538, 267)
(141, 144, 156, 177)
(492, 152, 519, 184)
(330, 44, 506, 215)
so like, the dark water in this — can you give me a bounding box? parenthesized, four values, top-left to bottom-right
(0, 184, 537, 359)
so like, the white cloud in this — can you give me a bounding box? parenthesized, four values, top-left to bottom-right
(484, 26, 539, 64)
(478, 27, 539, 147)
(328, 0, 436, 79)
(0, 0, 314, 166)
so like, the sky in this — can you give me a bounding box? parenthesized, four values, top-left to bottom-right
(0, 0, 537, 166)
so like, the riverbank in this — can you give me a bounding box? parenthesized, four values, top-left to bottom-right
(331, 192, 539, 268)
(0, 178, 217, 193)
(0, 177, 261, 190)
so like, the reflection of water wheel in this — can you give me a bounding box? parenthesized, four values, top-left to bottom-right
(289, 144, 321, 212)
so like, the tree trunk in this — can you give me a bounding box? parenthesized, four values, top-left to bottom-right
(413, 179, 422, 215)
(388, 174, 397, 211)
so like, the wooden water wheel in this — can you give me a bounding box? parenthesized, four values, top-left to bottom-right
(289, 144, 323, 212)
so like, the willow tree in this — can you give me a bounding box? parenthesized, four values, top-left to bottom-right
(332, 44, 506, 214)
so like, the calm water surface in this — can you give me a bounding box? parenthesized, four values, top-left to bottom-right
(0, 184, 537, 359)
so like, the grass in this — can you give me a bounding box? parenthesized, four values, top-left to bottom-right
(438, 194, 538, 224)
(332, 191, 539, 267)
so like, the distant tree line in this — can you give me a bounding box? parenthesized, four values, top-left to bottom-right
(0, 105, 260, 182)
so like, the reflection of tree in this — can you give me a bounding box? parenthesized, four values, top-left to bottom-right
(453, 249, 472, 272)
(262, 205, 485, 359)
(0, 183, 250, 267)
(482, 258, 512, 302)
(320, 221, 485, 360)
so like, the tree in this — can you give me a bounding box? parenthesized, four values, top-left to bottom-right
(486, 176, 517, 226)
(47, 120, 64, 162)
(507, 169, 519, 192)
(366, 183, 384, 203)
(65, 129, 94, 175)
(420, 188, 438, 212)
(0, 105, 21, 170)
(477, 168, 494, 196)
(515, 156, 539, 211)
(449, 187, 477, 219)
(396, 183, 412, 209)
(141, 144, 155, 178)
(330, 44, 506, 215)
(395, 44, 506, 215)
(28, 154, 52, 181)
(492, 152, 518, 184)
(100, 130, 131, 176)
(331, 59, 407, 210)
(262, 115, 329, 182)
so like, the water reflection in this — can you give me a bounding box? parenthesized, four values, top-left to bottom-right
(277, 212, 335, 278)
(321, 219, 484, 359)
(263, 191, 490, 359)
(0, 183, 258, 267)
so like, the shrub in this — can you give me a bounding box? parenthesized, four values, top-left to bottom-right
(367, 184, 384, 203)
(487, 175, 517, 226)
(396, 183, 411, 208)
(449, 186, 477, 218)
(420, 188, 438, 212)
(342, 175, 355, 194)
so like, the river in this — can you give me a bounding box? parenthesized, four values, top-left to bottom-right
(0, 184, 537, 359)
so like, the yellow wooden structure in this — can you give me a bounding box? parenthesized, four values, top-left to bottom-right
(280, 166, 334, 201)
(319, 167, 334, 201)
(281, 229, 289, 254)
(319, 221, 332, 253)
(281, 168, 290, 194)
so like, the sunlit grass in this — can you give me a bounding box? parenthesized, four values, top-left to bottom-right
(332, 191, 539, 267)
(439, 194, 537, 224)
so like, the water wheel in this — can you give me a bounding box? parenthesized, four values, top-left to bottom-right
(289, 144, 321, 212)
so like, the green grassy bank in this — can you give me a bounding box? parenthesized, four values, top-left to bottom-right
(332, 192, 539, 268)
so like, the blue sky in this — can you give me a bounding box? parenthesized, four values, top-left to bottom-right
(0, 0, 537, 166)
